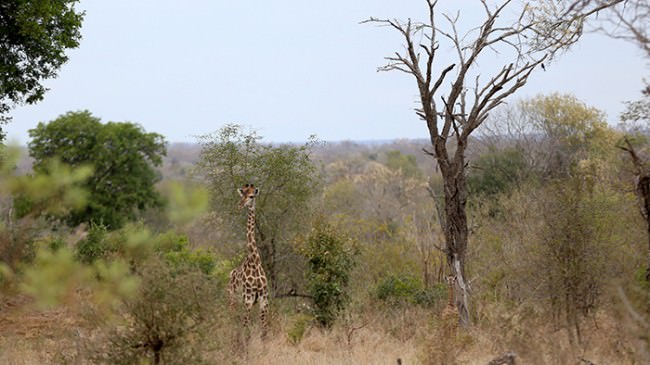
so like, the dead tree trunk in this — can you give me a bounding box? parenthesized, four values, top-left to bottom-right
(619, 136, 650, 281)
(366, 0, 549, 326)
(440, 156, 471, 322)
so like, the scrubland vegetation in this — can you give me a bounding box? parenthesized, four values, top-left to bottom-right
(0, 91, 649, 365)
(2, 1, 650, 364)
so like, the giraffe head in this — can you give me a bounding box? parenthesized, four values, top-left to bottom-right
(238, 183, 259, 209)
(445, 275, 456, 286)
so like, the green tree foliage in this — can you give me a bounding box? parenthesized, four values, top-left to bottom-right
(0, 148, 91, 269)
(375, 273, 445, 307)
(75, 223, 218, 277)
(21, 246, 139, 310)
(621, 91, 650, 128)
(28, 111, 166, 228)
(522, 93, 619, 179)
(298, 222, 356, 328)
(75, 222, 108, 264)
(0, 1, 84, 136)
(536, 176, 622, 342)
(160, 180, 210, 226)
(384, 150, 422, 179)
(197, 124, 319, 292)
(468, 147, 528, 197)
(10, 158, 91, 220)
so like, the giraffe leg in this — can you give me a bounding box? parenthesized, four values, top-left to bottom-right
(243, 292, 254, 329)
(259, 290, 269, 339)
(228, 270, 238, 310)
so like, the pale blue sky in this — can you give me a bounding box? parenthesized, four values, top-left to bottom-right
(6, 0, 648, 144)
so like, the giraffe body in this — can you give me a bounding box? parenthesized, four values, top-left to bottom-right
(228, 184, 269, 336)
(441, 275, 460, 335)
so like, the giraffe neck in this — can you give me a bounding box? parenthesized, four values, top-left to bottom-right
(447, 280, 454, 306)
(246, 205, 259, 255)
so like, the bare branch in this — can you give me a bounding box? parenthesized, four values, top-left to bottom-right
(365, 0, 606, 328)
(431, 63, 456, 94)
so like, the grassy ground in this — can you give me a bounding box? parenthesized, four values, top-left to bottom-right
(0, 294, 643, 365)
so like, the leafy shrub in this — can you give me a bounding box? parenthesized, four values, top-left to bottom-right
(468, 147, 528, 197)
(75, 223, 109, 263)
(375, 273, 445, 306)
(0, 151, 91, 269)
(155, 231, 217, 275)
(21, 246, 138, 310)
(46, 237, 67, 252)
(93, 257, 220, 365)
(413, 283, 446, 306)
(384, 150, 423, 179)
(287, 313, 313, 345)
(376, 274, 421, 301)
(298, 222, 356, 328)
(75, 226, 219, 276)
(635, 267, 650, 290)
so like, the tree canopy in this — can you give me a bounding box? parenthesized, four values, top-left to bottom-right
(0, 0, 84, 139)
(28, 111, 166, 228)
(197, 124, 319, 293)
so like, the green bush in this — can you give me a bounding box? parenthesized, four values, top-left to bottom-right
(299, 222, 356, 328)
(92, 257, 219, 365)
(75, 226, 219, 276)
(468, 147, 528, 197)
(375, 273, 445, 306)
(75, 223, 109, 263)
(287, 313, 313, 345)
(155, 231, 217, 275)
(413, 283, 447, 306)
(21, 246, 138, 310)
(376, 274, 421, 301)
(46, 237, 66, 252)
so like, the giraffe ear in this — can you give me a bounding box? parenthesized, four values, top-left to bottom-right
(238, 188, 245, 197)
(254, 188, 259, 196)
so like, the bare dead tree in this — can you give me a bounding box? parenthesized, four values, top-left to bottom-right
(553, 0, 649, 57)
(618, 136, 650, 280)
(599, 0, 650, 56)
(364, 0, 619, 326)
(364, 0, 543, 326)
(526, 0, 626, 54)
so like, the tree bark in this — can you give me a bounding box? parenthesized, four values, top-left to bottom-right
(619, 137, 650, 281)
(636, 175, 650, 281)
(441, 157, 471, 325)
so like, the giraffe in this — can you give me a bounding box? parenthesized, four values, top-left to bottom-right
(228, 183, 269, 337)
(440, 275, 460, 336)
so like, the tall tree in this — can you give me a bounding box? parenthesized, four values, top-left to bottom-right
(196, 124, 319, 294)
(28, 111, 166, 228)
(365, 0, 619, 325)
(0, 0, 84, 140)
(618, 89, 650, 280)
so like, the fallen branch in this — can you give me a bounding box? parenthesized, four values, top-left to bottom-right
(486, 352, 516, 365)
(274, 289, 314, 300)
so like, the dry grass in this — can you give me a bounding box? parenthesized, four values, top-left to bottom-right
(243, 325, 418, 365)
(0, 295, 644, 365)
(0, 295, 85, 364)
